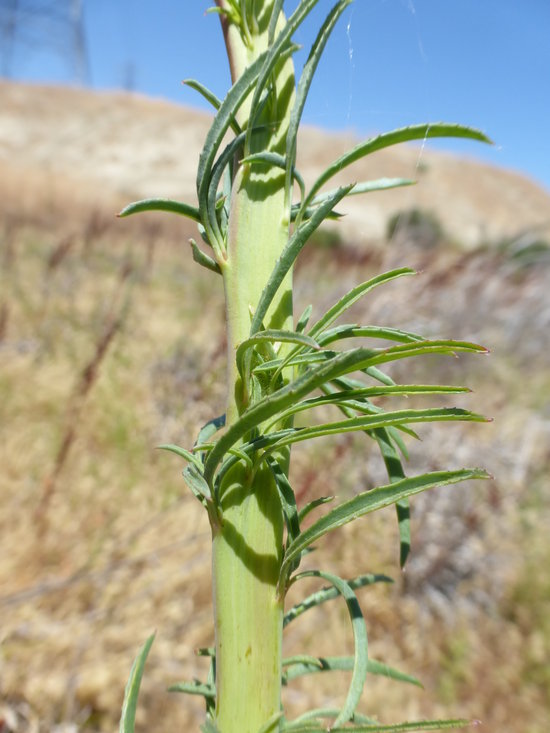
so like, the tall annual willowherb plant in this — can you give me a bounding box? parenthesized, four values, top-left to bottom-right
(118, 2, 492, 732)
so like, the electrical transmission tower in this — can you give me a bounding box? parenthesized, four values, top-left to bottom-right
(0, 0, 89, 83)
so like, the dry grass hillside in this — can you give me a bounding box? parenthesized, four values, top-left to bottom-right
(1, 81, 549, 733)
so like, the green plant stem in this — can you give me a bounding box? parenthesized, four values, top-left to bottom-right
(213, 3, 295, 731)
(213, 462, 284, 733)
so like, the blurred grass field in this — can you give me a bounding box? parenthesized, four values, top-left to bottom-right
(1, 91, 550, 733)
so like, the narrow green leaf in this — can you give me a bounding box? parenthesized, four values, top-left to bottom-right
(118, 198, 201, 222)
(205, 341, 485, 485)
(183, 464, 212, 502)
(268, 384, 470, 430)
(368, 339, 489, 364)
(366, 658, 423, 688)
(291, 570, 368, 727)
(196, 415, 226, 448)
(266, 456, 301, 545)
(197, 49, 268, 218)
(267, 0, 285, 43)
(297, 495, 334, 523)
(250, 184, 353, 337)
(307, 268, 416, 340)
(307, 177, 416, 207)
(168, 679, 216, 699)
(283, 572, 391, 627)
(119, 633, 155, 733)
(200, 720, 221, 733)
(267, 406, 488, 452)
(282, 654, 422, 688)
(284, 719, 474, 733)
(190, 239, 222, 274)
(236, 329, 320, 381)
(293, 178, 415, 228)
(257, 712, 284, 733)
(301, 122, 492, 214)
(290, 203, 343, 223)
(246, 0, 322, 152)
(317, 381, 412, 565)
(206, 347, 376, 484)
(317, 324, 423, 347)
(183, 78, 242, 134)
(280, 469, 491, 583)
(387, 424, 411, 458)
(205, 130, 247, 250)
(374, 427, 410, 567)
(274, 269, 418, 382)
(158, 444, 203, 470)
(282, 655, 324, 670)
(240, 151, 306, 202)
(287, 0, 353, 201)
(253, 350, 336, 374)
(296, 304, 313, 333)
(364, 366, 396, 386)
(227, 446, 254, 467)
(283, 710, 376, 729)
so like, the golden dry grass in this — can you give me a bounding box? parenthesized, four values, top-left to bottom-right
(1, 82, 549, 733)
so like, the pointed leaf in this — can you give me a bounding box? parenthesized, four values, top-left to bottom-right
(307, 269, 416, 340)
(374, 427, 410, 567)
(197, 49, 268, 222)
(158, 444, 203, 470)
(284, 718, 474, 733)
(205, 342, 485, 485)
(301, 122, 492, 214)
(317, 382, 412, 565)
(250, 184, 353, 336)
(297, 495, 334, 523)
(291, 570, 368, 726)
(118, 198, 200, 222)
(296, 304, 313, 333)
(200, 721, 221, 733)
(283, 709, 376, 729)
(168, 679, 216, 699)
(307, 178, 416, 207)
(257, 712, 284, 733)
(190, 239, 222, 274)
(287, 0, 353, 198)
(267, 0, 285, 43)
(246, 0, 323, 152)
(282, 654, 421, 688)
(280, 469, 491, 584)
(317, 324, 423, 347)
(119, 633, 155, 733)
(196, 414, 226, 448)
(240, 151, 306, 201)
(205, 130, 247, 249)
(183, 464, 212, 503)
(253, 350, 336, 374)
(283, 572, 392, 628)
(183, 78, 242, 134)
(267, 384, 470, 429)
(267, 406, 488, 451)
(266, 456, 301, 545)
(236, 329, 320, 380)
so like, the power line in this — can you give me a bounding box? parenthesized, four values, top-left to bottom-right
(0, 0, 89, 83)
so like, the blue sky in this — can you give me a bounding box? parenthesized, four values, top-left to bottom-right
(4, 0, 550, 191)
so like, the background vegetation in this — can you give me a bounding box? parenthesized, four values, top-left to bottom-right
(1, 82, 549, 733)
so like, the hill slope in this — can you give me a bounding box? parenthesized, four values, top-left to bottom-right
(1, 80, 549, 247)
(1, 81, 549, 733)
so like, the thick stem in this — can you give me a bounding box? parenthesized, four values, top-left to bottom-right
(213, 462, 284, 733)
(212, 3, 295, 732)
